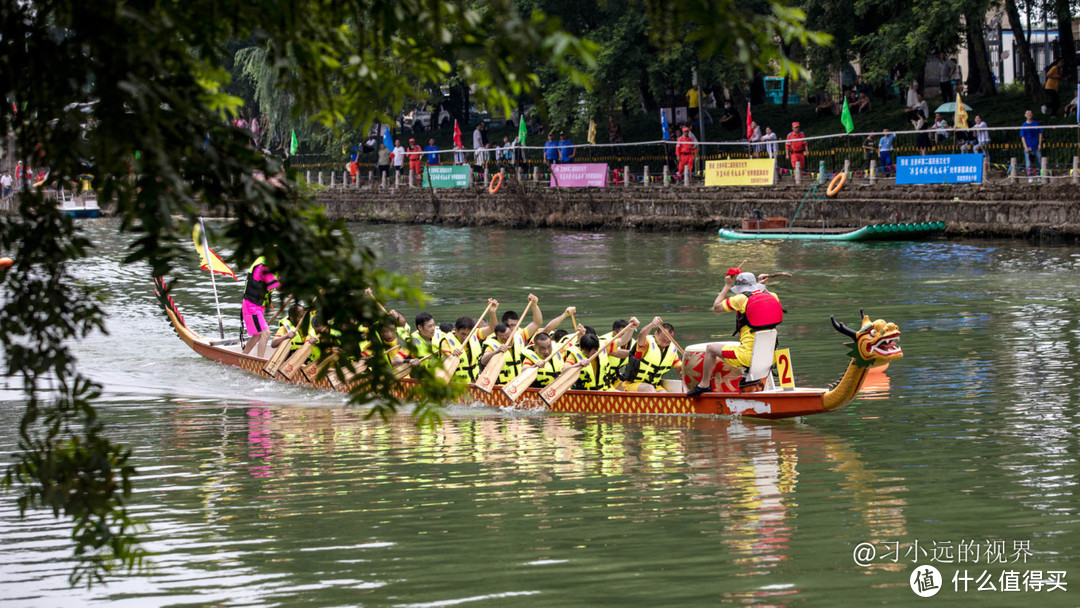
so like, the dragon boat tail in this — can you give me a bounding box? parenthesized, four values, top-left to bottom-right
(154, 277, 902, 420)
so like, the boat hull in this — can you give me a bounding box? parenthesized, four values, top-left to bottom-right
(718, 221, 945, 241)
(168, 310, 827, 420)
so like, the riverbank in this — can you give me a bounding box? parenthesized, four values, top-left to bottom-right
(316, 179, 1080, 240)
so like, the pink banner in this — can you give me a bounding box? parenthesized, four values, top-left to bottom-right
(551, 163, 609, 188)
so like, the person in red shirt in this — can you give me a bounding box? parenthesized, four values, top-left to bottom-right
(406, 138, 423, 180)
(785, 122, 807, 176)
(676, 126, 696, 180)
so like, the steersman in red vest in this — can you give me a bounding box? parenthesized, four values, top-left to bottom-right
(785, 121, 807, 176)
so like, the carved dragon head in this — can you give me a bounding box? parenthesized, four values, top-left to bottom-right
(830, 309, 902, 368)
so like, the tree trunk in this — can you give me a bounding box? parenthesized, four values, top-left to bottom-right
(1005, 0, 1044, 100)
(1055, 0, 1076, 88)
(637, 75, 658, 112)
(750, 72, 766, 105)
(965, 11, 997, 96)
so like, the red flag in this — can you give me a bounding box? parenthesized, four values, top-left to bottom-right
(453, 120, 462, 148)
(746, 103, 753, 141)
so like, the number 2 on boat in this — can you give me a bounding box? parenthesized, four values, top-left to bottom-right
(773, 349, 795, 389)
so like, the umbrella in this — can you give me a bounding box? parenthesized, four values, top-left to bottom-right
(934, 102, 973, 114)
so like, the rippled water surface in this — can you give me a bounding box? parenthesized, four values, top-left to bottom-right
(1, 220, 1079, 607)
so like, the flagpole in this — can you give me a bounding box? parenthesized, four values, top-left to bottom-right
(198, 217, 227, 339)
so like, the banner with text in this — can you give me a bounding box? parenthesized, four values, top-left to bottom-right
(422, 165, 471, 188)
(896, 154, 983, 185)
(551, 163, 609, 188)
(704, 159, 776, 186)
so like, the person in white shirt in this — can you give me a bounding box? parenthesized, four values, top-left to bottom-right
(961, 115, 990, 160)
(391, 139, 405, 178)
(932, 113, 949, 144)
(761, 127, 778, 159)
(0, 172, 12, 197)
(472, 125, 486, 167)
(453, 144, 466, 165)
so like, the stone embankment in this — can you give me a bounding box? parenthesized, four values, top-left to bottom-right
(316, 179, 1080, 239)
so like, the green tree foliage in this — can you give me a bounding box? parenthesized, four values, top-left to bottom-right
(0, 0, 592, 585)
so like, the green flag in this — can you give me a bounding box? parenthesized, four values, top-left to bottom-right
(518, 115, 527, 146)
(289, 129, 299, 155)
(840, 98, 854, 134)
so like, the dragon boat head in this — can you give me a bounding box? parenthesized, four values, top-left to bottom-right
(830, 309, 902, 368)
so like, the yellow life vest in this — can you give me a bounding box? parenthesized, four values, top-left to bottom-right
(632, 336, 679, 386)
(599, 330, 628, 385)
(439, 333, 481, 383)
(578, 349, 610, 390)
(531, 351, 565, 387)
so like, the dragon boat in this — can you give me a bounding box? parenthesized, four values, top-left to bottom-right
(154, 277, 902, 420)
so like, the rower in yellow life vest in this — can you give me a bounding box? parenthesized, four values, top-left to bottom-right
(599, 319, 634, 386)
(409, 312, 444, 377)
(622, 316, 682, 392)
(271, 303, 317, 355)
(563, 317, 638, 391)
(438, 302, 499, 382)
(686, 270, 785, 398)
(521, 328, 583, 387)
(479, 294, 544, 383)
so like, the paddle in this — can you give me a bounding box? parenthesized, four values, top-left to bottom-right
(440, 300, 496, 381)
(501, 330, 581, 402)
(263, 300, 307, 375)
(539, 323, 636, 407)
(657, 324, 685, 355)
(395, 354, 432, 380)
(475, 299, 536, 394)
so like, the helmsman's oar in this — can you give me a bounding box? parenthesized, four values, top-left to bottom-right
(539, 323, 636, 407)
(474, 299, 535, 394)
(440, 300, 496, 381)
(500, 330, 581, 403)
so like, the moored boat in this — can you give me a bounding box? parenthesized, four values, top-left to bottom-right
(718, 221, 945, 241)
(154, 277, 903, 420)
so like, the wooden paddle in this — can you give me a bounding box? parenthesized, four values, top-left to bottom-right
(500, 331, 580, 402)
(278, 336, 317, 381)
(539, 324, 636, 407)
(440, 300, 496, 381)
(394, 354, 431, 380)
(474, 299, 535, 394)
(657, 324, 685, 355)
(264, 303, 308, 375)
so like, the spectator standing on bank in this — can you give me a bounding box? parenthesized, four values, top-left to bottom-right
(906, 81, 920, 108)
(558, 132, 575, 163)
(424, 138, 440, 166)
(748, 121, 763, 157)
(878, 128, 896, 169)
(473, 123, 485, 168)
(1044, 59, 1062, 117)
(938, 52, 955, 100)
(686, 87, 700, 124)
(392, 139, 405, 179)
(453, 144, 466, 165)
(376, 142, 391, 182)
(1020, 109, 1042, 181)
(932, 113, 949, 144)
(1, 171, 11, 197)
(544, 133, 558, 166)
(761, 127, 778, 159)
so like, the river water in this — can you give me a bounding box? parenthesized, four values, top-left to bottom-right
(1, 219, 1078, 607)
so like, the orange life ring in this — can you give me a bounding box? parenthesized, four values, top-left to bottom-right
(488, 173, 503, 194)
(826, 172, 846, 197)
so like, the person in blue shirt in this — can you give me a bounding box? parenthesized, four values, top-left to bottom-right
(558, 132, 575, 163)
(878, 128, 896, 169)
(543, 133, 558, 166)
(1020, 109, 1042, 181)
(424, 138, 440, 166)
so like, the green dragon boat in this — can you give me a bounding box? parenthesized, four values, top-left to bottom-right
(718, 221, 946, 241)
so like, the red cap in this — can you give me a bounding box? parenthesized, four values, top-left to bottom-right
(726, 267, 742, 277)
(791, 122, 800, 128)
(682, 126, 690, 131)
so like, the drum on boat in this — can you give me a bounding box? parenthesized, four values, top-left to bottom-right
(681, 342, 744, 393)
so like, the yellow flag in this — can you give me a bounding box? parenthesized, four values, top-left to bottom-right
(587, 120, 596, 145)
(192, 223, 237, 280)
(955, 93, 969, 129)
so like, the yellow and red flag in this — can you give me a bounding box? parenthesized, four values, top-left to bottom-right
(955, 93, 969, 129)
(192, 223, 237, 280)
